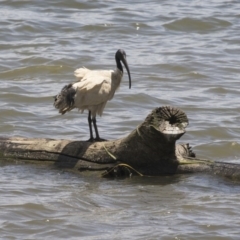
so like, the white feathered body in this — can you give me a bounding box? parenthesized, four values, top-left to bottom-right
(54, 67, 123, 117)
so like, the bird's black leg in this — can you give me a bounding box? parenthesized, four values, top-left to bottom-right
(87, 111, 94, 142)
(92, 116, 106, 142)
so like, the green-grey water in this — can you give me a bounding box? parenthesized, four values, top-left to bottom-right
(1, 1, 240, 239)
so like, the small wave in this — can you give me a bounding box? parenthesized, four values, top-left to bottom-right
(0, 65, 70, 80)
(81, 24, 114, 32)
(163, 17, 232, 33)
(49, 0, 108, 10)
(180, 71, 208, 79)
(196, 140, 240, 162)
(1, 92, 52, 104)
(204, 87, 240, 95)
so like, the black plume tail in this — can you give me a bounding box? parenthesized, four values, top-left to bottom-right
(54, 83, 76, 114)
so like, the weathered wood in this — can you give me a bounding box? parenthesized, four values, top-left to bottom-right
(0, 105, 239, 179)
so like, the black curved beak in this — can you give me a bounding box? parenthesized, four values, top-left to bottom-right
(121, 57, 132, 89)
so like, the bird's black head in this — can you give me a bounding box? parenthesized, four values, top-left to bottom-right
(115, 49, 127, 61)
(115, 49, 132, 89)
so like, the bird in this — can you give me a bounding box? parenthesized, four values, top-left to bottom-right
(54, 49, 132, 142)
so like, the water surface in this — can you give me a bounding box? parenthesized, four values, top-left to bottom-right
(1, 0, 240, 239)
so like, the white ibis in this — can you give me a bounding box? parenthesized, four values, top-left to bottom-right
(54, 49, 132, 142)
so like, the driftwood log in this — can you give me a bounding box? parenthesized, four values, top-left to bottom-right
(1, 106, 240, 180)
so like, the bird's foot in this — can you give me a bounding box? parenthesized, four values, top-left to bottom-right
(86, 137, 95, 142)
(94, 137, 107, 142)
(86, 137, 107, 142)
